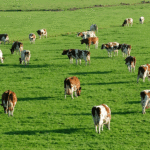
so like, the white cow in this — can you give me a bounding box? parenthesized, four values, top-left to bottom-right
(29, 33, 36, 44)
(92, 104, 111, 134)
(139, 16, 144, 24)
(37, 29, 47, 39)
(19, 50, 31, 66)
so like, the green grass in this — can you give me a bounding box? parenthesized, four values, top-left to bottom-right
(1, 2, 150, 150)
(0, 0, 142, 10)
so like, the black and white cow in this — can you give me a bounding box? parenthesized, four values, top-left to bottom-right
(19, 50, 31, 66)
(10, 41, 23, 54)
(90, 24, 98, 33)
(29, 33, 36, 44)
(120, 44, 131, 57)
(62, 49, 90, 65)
(0, 34, 9, 44)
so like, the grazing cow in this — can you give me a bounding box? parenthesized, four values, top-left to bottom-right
(64, 76, 81, 99)
(0, 34, 9, 44)
(19, 50, 31, 66)
(37, 29, 47, 39)
(81, 37, 98, 50)
(90, 24, 98, 33)
(77, 31, 96, 39)
(140, 90, 150, 114)
(139, 16, 144, 24)
(122, 18, 133, 26)
(120, 44, 131, 57)
(62, 49, 90, 65)
(137, 64, 150, 83)
(125, 56, 136, 72)
(1, 90, 17, 116)
(101, 42, 121, 57)
(92, 104, 111, 134)
(10, 41, 23, 54)
(29, 33, 36, 44)
(0, 50, 4, 63)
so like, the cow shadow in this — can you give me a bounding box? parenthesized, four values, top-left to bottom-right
(125, 101, 140, 104)
(18, 96, 53, 101)
(4, 127, 89, 135)
(92, 57, 109, 59)
(69, 71, 112, 75)
(111, 111, 140, 115)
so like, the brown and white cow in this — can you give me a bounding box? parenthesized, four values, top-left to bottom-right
(137, 64, 150, 83)
(1, 90, 17, 116)
(140, 90, 150, 114)
(10, 41, 23, 54)
(0, 34, 9, 44)
(29, 33, 36, 44)
(77, 31, 96, 39)
(62, 49, 90, 65)
(0, 50, 4, 63)
(92, 104, 111, 134)
(64, 76, 81, 99)
(125, 56, 136, 72)
(122, 18, 133, 27)
(19, 50, 31, 66)
(90, 24, 98, 33)
(37, 29, 47, 39)
(139, 16, 144, 24)
(80, 37, 98, 50)
(120, 44, 131, 57)
(101, 42, 121, 57)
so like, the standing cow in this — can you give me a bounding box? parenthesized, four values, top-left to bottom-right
(64, 76, 81, 99)
(122, 18, 133, 27)
(1, 90, 17, 116)
(139, 16, 144, 24)
(90, 24, 98, 33)
(125, 56, 136, 72)
(137, 64, 150, 83)
(10, 41, 23, 54)
(37, 29, 47, 39)
(92, 104, 111, 134)
(120, 44, 131, 57)
(19, 50, 31, 66)
(140, 90, 150, 114)
(29, 33, 36, 44)
(0, 34, 9, 44)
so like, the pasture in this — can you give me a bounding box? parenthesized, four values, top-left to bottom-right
(0, 1, 150, 149)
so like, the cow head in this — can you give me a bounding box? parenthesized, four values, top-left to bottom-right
(101, 44, 106, 49)
(122, 20, 127, 26)
(77, 87, 81, 96)
(19, 58, 22, 64)
(80, 39, 84, 44)
(10, 48, 14, 54)
(62, 50, 68, 55)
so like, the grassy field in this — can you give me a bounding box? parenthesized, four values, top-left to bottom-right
(1, 1, 150, 150)
(0, 0, 142, 10)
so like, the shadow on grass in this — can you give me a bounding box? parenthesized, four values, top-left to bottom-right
(112, 111, 140, 115)
(125, 101, 140, 104)
(18, 96, 53, 101)
(82, 81, 131, 85)
(92, 57, 109, 59)
(4, 127, 90, 135)
(69, 71, 112, 75)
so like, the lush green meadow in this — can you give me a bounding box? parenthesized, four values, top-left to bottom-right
(1, 1, 150, 150)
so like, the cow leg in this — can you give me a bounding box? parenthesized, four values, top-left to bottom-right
(79, 59, 81, 65)
(76, 59, 78, 65)
(98, 124, 101, 134)
(95, 125, 97, 133)
(71, 88, 74, 99)
(64, 88, 66, 99)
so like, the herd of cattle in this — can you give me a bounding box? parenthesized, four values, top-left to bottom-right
(0, 16, 150, 134)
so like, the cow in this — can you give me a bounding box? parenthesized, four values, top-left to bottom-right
(64, 76, 81, 99)
(62, 49, 90, 65)
(37, 29, 47, 39)
(125, 56, 136, 72)
(29, 33, 36, 44)
(140, 90, 150, 114)
(81, 37, 98, 50)
(0, 34, 9, 44)
(120, 44, 131, 57)
(139, 16, 144, 24)
(90, 24, 98, 33)
(101, 42, 121, 57)
(122, 18, 133, 27)
(1, 90, 17, 116)
(92, 104, 111, 134)
(19, 50, 31, 66)
(0, 50, 4, 63)
(77, 31, 96, 39)
(137, 64, 150, 83)
(10, 41, 23, 54)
